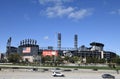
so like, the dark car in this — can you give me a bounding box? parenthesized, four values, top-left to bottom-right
(102, 74, 115, 79)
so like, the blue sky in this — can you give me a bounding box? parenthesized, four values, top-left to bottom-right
(0, 0, 120, 55)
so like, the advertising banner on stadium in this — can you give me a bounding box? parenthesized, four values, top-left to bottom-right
(23, 47, 31, 53)
(42, 50, 58, 56)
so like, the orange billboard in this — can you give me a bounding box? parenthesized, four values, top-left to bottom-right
(42, 50, 58, 56)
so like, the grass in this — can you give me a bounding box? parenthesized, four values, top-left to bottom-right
(48, 65, 120, 70)
(1, 63, 120, 70)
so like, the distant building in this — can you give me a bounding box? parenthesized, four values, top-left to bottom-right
(90, 42, 104, 52)
(104, 51, 116, 59)
(77, 42, 116, 61)
(5, 34, 117, 63)
(6, 46, 18, 55)
(17, 39, 39, 62)
(0, 53, 5, 63)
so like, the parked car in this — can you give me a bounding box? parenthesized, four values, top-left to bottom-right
(102, 74, 115, 79)
(52, 72, 65, 77)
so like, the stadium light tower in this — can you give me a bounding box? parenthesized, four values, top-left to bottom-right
(6, 37, 12, 56)
(57, 33, 61, 50)
(74, 34, 78, 50)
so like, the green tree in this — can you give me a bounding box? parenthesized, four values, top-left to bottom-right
(7, 53, 22, 63)
(64, 56, 70, 63)
(69, 56, 79, 63)
(86, 57, 99, 64)
(98, 58, 106, 63)
(57, 55, 64, 63)
(63, 56, 80, 63)
(41, 56, 52, 65)
(54, 55, 64, 65)
(111, 57, 120, 65)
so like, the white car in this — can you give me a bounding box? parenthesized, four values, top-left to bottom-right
(52, 72, 65, 77)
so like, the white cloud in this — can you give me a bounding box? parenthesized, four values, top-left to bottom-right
(110, 11, 116, 14)
(24, 14, 30, 20)
(117, 9, 120, 14)
(45, 5, 93, 20)
(38, 0, 93, 20)
(103, 0, 107, 5)
(38, 0, 73, 5)
(68, 9, 93, 20)
(110, 9, 120, 15)
(31, 0, 38, 4)
(46, 5, 74, 17)
(38, 0, 62, 5)
(44, 36, 49, 40)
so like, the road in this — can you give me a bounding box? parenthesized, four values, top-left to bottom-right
(0, 69, 120, 79)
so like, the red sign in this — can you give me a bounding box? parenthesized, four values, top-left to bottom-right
(42, 50, 58, 56)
